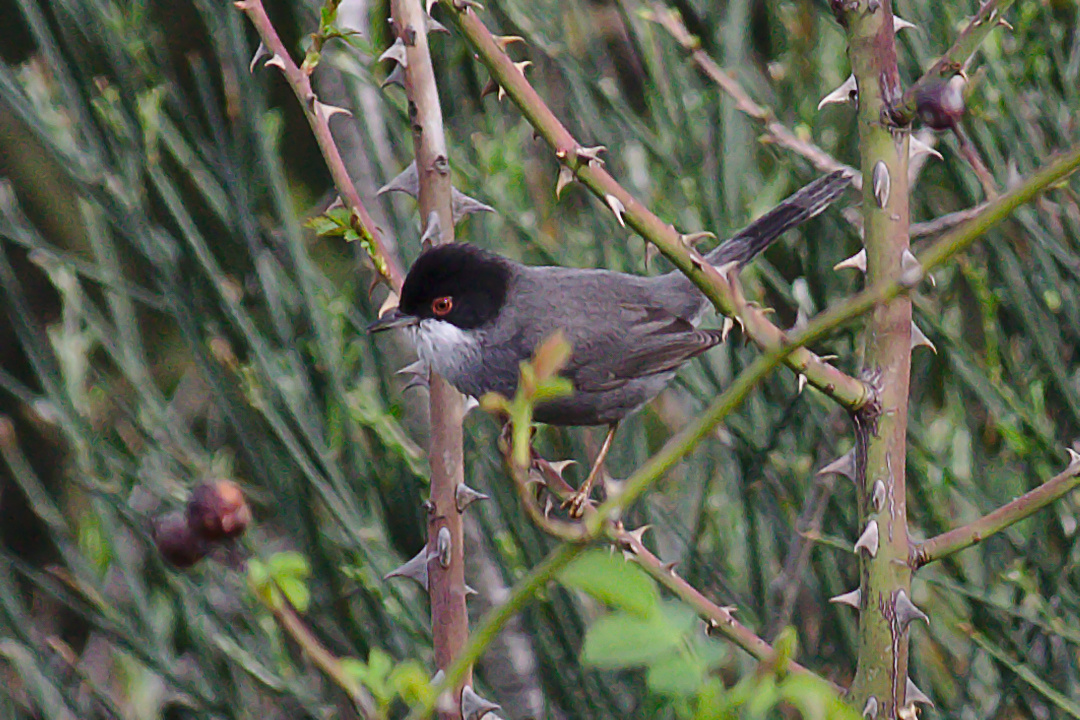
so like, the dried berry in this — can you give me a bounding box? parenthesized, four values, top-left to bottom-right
(153, 512, 212, 568)
(915, 74, 966, 130)
(186, 479, 252, 541)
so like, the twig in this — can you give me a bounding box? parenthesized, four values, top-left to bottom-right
(649, 5, 861, 189)
(891, 0, 1017, 125)
(235, 0, 406, 290)
(271, 599, 379, 719)
(912, 452, 1080, 568)
(443, 3, 872, 412)
(911, 203, 989, 238)
(612, 525, 844, 691)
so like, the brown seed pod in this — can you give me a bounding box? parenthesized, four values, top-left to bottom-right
(153, 512, 213, 568)
(186, 479, 252, 541)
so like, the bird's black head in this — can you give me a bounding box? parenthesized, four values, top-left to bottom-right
(397, 244, 512, 329)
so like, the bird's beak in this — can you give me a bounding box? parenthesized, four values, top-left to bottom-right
(367, 308, 419, 333)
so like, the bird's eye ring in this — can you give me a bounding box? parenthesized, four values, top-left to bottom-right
(431, 296, 453, 316)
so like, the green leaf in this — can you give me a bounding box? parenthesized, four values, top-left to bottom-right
(558, 549, 660, 617)
(645, 650, 707, 696)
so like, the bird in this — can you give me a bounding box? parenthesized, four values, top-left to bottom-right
(370, 171, 850, 515)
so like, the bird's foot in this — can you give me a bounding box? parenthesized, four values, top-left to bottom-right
(561, 488, 595, 519)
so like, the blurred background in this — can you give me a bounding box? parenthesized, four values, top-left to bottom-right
(1, 0, 1079, 717)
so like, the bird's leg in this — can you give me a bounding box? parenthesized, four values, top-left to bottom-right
(564, 423, 618, 519)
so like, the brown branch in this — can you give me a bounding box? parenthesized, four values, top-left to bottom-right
(911, 202, 989, 238)
(649, 5, 861, 189)
(912, 453, 1080, 569)
(612, 526, 843, 691)
(891, 0, 1016, 125)
(236, 0, 406, 290)
(389, 0, 471, 708)
(271, 600, 379, 719)
(444, 4, 871, 412)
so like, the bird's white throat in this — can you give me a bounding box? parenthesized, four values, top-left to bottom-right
(408, 319, 480, 388)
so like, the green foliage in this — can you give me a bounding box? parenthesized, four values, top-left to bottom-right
(0, 0, 1078, 718)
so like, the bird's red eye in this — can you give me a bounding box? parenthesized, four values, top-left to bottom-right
(431, 296, 453, 316)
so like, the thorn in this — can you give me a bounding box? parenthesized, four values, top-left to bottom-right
(385, 547, 429, 589)
(396, 359, 428, 378)
(378, 162, 420, 198)
(621, 525, 651, 550)
(437, 527, 452, 568)
(662, 560, 679, 575)
(312, 99, 352, 121)
(264, 54, 287, 71)
(378, 291, 401, 319)
(818, 451, 856, 482)
(1067, 447, 1080, 469)
(872, 479, 886, 513)
(833, 248, 867, 273)
(721, 316, 735, 342)
(421, 211, 442, 246)
(512, 60, 532, 76)
(543, 495, 553, 518)
(854, 520, 879, 557)
(378, 38, 408, 67)
(830, 588, 861, 609)
(464, 584, 478, 597)
(463, 396, 479, 415)
(715, 260, 739, 278)
(455, 483, 489, 512)
(326, 195, 345, 212)
(382, 64, 406, 88)
(906, 677, 934, 707)
(548, 459, 576, 478)
(798, 374, 808, 394)
(451, 189, 495, 222)
(872, 160, 891, 209)
(556, 165, 575, 198)
(899, 248, 923, 287)
(426, 14, 450, 34)
(680, 230, 716, 249)
(249, 42, 270, 73)
(604, 194, 626, 227)
(452, 0, 484, 10)
(892, 16, 917, 32)
(493, 35, 525, 50)
(426, 0, 437, 12)
(910, 321, 937, 354)
(461, 685, 501, 720)
(575, 145, 607, 166)
(895, 589, 929, 628)
(817, 74, 858, 110)
(909, 134, 943, 161)
(479, 77, 500, 100)
(862, 696, 878, 719)
(431, 669, 445, 685)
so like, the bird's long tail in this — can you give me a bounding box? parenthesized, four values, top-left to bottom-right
(706, 170, 852, 267)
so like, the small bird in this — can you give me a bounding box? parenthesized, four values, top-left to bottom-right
(370, 171, 850, 515)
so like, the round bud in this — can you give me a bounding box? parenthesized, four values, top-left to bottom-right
(153, 512, 212, 567)
(186, 479, 252, 541)
(915, 74, 966, 130)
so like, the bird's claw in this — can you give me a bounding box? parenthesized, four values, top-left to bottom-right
(561, 489, 595, 519)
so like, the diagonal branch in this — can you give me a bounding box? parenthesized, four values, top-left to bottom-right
(236, 0, 406, 290)
(912, 452, 1080, 569)
(649, 5, 860, 188)
(443, 3, 872, 412)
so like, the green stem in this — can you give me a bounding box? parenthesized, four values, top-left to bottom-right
(913, 455, 1080, 568)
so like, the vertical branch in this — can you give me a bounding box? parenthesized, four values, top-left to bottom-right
(831, 1, 914, 717)
(388, 0, 470, 711)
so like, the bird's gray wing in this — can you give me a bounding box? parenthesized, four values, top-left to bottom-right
(562, 304, 724, 393)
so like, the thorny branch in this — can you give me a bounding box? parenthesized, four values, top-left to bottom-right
(236, 0, 406, 290)
(443, 3, 873, 412)
(913, 451, 1080, 568)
